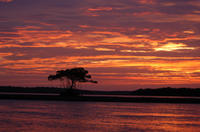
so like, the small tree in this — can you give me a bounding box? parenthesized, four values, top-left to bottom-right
(48, 67, 97, 89)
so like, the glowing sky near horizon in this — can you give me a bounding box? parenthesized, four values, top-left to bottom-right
(0, 0, 200, 90)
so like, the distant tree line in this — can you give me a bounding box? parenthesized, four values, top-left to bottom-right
(132, 87, 200, 97)
(0, 86, 200, 97)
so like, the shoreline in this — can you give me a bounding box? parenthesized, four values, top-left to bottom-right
(0, 93, 200, 104)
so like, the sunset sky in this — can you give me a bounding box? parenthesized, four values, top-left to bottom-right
(0, 0, 200, 90)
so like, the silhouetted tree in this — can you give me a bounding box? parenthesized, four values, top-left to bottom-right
(48, 67, 97, 89)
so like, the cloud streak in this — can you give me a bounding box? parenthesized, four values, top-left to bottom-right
(0, 0, 13, 2)
(0, 0, 200, 90)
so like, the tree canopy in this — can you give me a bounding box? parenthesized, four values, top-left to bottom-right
(48, 67, 97, 89)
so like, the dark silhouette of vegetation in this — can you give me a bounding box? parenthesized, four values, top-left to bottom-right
(48, 67, 97, 96)
(1, 86, 200, 97)
(132, 87, 200, 97)
(1, 86, 200, 103)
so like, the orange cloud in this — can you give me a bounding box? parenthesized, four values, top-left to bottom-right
(0, 52, 13, 56)
(0, 0, 13, 2)
(88, 7, 112, 12)
(138, 0, 156, 5)
(154, 43, 195, 51)
(1, 52, 200, 88)
(94, 48, 115, 51)
(133, 11, 162, 16)
(183, 30, 195, 34)
(84, 7, 113, 17)
(79, 25, 91, 28)
(0, 53, 13, 60)
(161, 2, 176, 6)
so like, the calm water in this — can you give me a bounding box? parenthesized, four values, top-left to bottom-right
(0, 100, 200, 132)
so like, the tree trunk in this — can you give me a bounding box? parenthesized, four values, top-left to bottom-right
(70, 80, 75, 89)
(65, 79, 71, 88)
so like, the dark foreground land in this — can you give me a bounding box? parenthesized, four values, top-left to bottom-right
(1, 86, 200, 96)
(0, 93, 200, 104)
(0, 86, 200, 104)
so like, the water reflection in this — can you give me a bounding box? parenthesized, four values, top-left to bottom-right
(0, 100, 200, 132)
